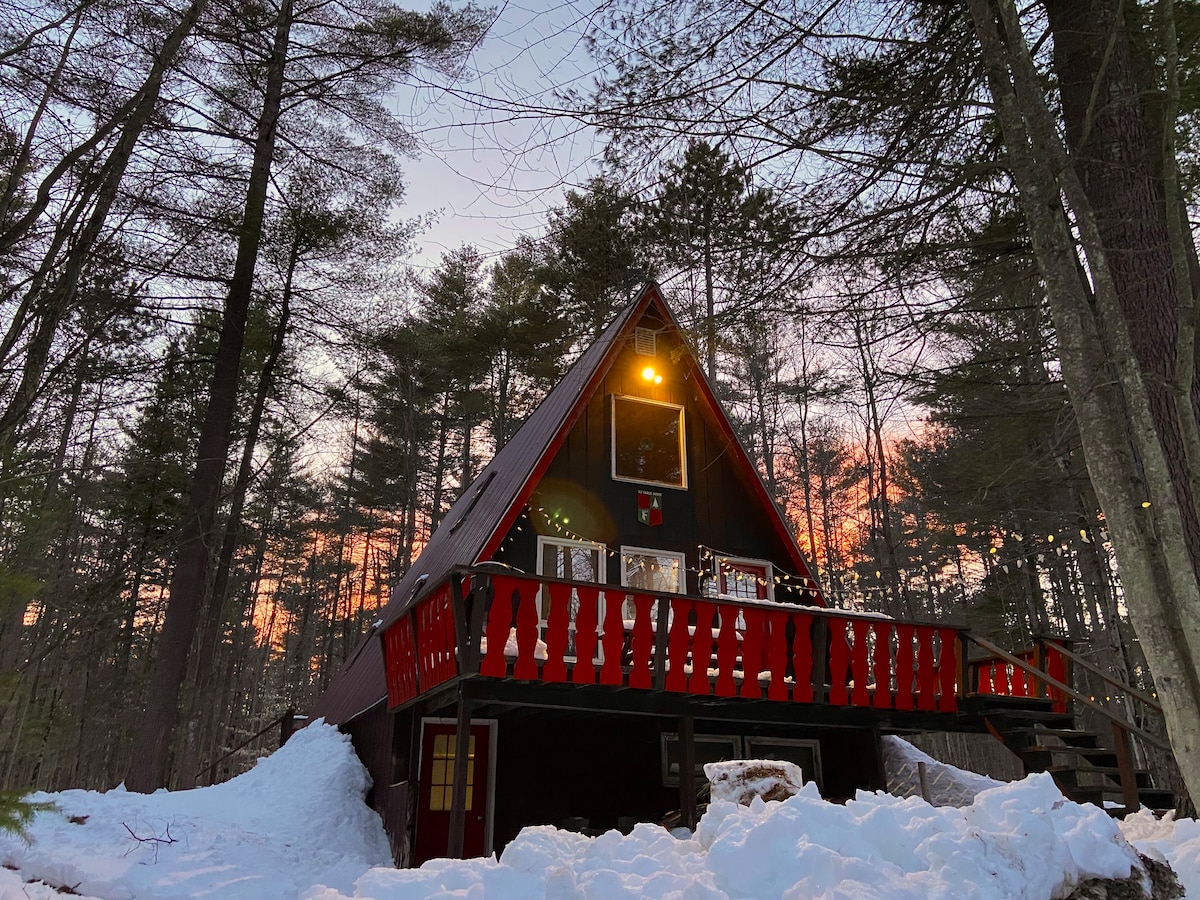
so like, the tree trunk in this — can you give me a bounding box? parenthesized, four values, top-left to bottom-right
(967, 0, 1200, 805)
(125, 0, 293, 793)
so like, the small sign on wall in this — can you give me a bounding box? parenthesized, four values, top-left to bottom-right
(637, 490, 663, 526)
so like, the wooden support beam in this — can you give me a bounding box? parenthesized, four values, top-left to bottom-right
(403, 703, 424, 868)
(279, 708, 295, 747)
(653, 596, 671, 692)
(810, 618, 828, 703)
(679, 713, 697, 831)
(447, 688, 473, 859)
(1112, 721, 1141, 816)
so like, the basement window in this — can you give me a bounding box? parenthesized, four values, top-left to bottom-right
(611, 395, 686, 489)
(661, 734, 742, 786)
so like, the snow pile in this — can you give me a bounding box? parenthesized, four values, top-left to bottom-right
(306, 774, 1143, 900)
(1, 723, 1193, 900)
(883, 735, 1005, 806)
(704, 759, 806, 805)
(1122, 810, 1200, 896)
(0, 721, 391, 899)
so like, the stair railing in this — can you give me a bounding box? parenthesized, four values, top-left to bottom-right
(963, 633, 1167, 750)
(964, 632, 1168, 815)
(1042, 639, 1162, 715)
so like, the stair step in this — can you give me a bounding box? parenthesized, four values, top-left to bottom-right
(986, 709, 1077, 726)
(1065, 786, 1122, 805)
(996, 727, 1100, 747)
(1026, 745, 1117, 765)
(982, 708, 1175, 818)
(1044, 766, 1155, 789)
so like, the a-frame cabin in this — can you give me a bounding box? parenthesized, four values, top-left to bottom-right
(312, 282, 1165, 866)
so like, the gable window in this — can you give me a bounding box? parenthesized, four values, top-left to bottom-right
(719, 557, 773, 602)
(612, 395, 686, 488)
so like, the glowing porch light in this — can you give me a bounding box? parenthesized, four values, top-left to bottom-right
(640, 365, 664, 384)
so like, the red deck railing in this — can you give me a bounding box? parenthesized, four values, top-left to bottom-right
(382, 569, 968, 714)
(966, 637, 1071, 713)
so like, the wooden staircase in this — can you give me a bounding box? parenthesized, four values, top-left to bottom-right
(981, 698, 1174, 815)
(964, 635, 1175, 817)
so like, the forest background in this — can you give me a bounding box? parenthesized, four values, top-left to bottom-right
(0, 0, 1191, 801)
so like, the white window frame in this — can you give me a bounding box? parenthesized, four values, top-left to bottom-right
(619, 546, 686, 594)
(536, 535, 607, 661)
(537, 535, 607, 586)
(718, 555, 775, 602)
(619, 546, 686, 628)
(611, 394, 688, 490)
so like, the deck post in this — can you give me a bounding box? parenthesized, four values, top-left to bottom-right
(279, 708, 296, 746)
(956, 634, 971, 700)
(403, 703, 424, 868)
(1032, 637, 1047, 700)
(653, 595, 671, 691)
(810, 617, 829, 703)
(679, 713, 698, 831)
(447, 686, 473, 859)
(1111, 720, 1140, 816)
(451, 575, 469, 672)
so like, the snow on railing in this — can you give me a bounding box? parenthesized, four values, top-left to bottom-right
(383, 569, 964, 713)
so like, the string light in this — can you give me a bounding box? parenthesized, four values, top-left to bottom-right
(501, 504, 1119, 607)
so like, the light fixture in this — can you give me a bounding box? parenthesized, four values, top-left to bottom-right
(640, 365, 664, 385)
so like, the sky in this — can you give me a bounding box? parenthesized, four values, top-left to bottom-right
(391, 2, 609, 271)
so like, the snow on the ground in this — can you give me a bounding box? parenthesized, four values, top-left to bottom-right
(0, 721, 391, 899)
(882, 734, 1004, 806)
(305, 774, 1143, 900)
(2, 724, 1199, 899)
(1122, 809, 1200, 896)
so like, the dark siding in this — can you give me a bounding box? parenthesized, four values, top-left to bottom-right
(489, 710, 881, 854)
(498, 318, 815, 597)
(343, 702, 409, 861)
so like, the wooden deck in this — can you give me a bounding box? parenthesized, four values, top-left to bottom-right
(381, 568, 1070, 729)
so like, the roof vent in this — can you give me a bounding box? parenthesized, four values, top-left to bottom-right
(634, 327, 656, 356)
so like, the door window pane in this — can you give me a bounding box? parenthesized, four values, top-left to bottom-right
(428, 733, 475, 812)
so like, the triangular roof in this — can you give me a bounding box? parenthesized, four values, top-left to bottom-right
(313, 282, 820, 724)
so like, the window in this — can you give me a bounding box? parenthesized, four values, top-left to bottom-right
(537, 536, 607, 659)
(620, 546, 685, 623)
(428, 732, 475, 811)
(620, 547, 685, 594)
(612, 395, 686, 488)
(743, 737, 822, 788)
(719, 557, 773, 602)
(538, 536, 606, 585)
(661, 734, 742, 786)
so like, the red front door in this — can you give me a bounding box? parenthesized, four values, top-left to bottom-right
(413, 720, 492, 865)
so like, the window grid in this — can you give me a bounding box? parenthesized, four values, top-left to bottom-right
(428, 733, 475, 812)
